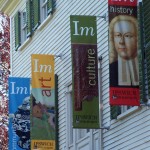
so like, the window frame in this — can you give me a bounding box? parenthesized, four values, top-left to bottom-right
(65, 83, 91, 148)
(117, 106, 140, 120)
(40, 0, 48, 23)
(14, 0, 55, 50)
(77, 129, 90, 140)
(20, 10, 27, 44)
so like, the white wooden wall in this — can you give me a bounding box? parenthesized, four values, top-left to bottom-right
(10, 0, 150, 150)
(98, 1, 150, 150)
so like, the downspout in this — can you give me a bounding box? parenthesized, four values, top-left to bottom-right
(98, 56, 103, 150)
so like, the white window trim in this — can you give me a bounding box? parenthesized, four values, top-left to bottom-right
(40, 0, 48, 23)
(18, 37, 31, 51)
(76, 129, 90, 143)
(37, 13, 53, 31)
(20, 10, 27, 44)
(65, 82, 92, 149)
(117, 106, 141, 120)
(18, 0, 54, 50)
(17, 8, 32, 51)
(77, 129, 90, 141)
(111, 106, 141, 125)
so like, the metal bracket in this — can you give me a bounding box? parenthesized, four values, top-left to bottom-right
(99, 125, 110, 130)
(98, 56, 103, 61)
(97, 13, 107, 21)
(55, 53, 64, 60)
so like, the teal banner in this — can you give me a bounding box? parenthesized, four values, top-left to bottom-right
(9, 77, 30, 150)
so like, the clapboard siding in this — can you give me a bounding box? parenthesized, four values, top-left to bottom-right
(100, 4, 110, 125)
(10, 1, 103, 149)
(105, 127, 150, 150)
(103, 108, 150, 149)
(8, 0, 150, 149)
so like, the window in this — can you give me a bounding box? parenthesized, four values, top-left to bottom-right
(78, 129, 89, 140)
(66, 84, 90, 148)
(14, 0, 54, 51)
(111, 106, 136, 120)
(14, 10, 27, 51)
(40, 0, 48, 22)
(121, 106, 132, 113)
(20, 11, 27, 43)
(40, 0, 54, 22)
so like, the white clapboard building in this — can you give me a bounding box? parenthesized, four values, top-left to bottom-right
(0, 0, 150, 150)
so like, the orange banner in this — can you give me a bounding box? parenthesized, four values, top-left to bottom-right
(31, 54, 55, 150)
(31, 54, 54, 89)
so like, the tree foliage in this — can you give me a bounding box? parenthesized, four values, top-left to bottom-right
(0, 12, 10, 150)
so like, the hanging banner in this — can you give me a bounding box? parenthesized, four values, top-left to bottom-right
(9, 77, 30, 150)
(70, 16, 100, 128)
(31, 54, 55, 150)
(109, 0, 140, 106)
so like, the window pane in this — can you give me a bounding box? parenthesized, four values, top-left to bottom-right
(21, 11, 27, 43)
(78, 129, 88, 139)
(23, 12, 27, 25)
(40, 0, 48, 22)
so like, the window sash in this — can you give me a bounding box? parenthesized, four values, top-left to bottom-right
(21, 11, 27, 43)
(77, 129, 89, 140)
(66, 84, 90, 146)
(40, 0, 48, 22)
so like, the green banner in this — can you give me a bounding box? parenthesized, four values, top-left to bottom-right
(70, 16, 97, 44)
(70, 16, 100, 128)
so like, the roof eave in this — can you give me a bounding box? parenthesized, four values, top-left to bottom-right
(0, 0, 21, 16)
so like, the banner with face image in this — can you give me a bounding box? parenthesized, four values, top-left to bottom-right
(9, 77, 30, 150)
(31, 54, 55, 150)
(108, 0, 140, 106)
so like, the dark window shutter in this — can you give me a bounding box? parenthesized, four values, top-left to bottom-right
(110, 106, 121, 120)
(26, 0, 32, 37)
(138, 2, 147, 103)
(143, 0, 150, 45)
(14, 12, 21, 51)
(143, 0, 150, 100)
(47, 0, 53, 15)
(32, 0, 40, 31)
